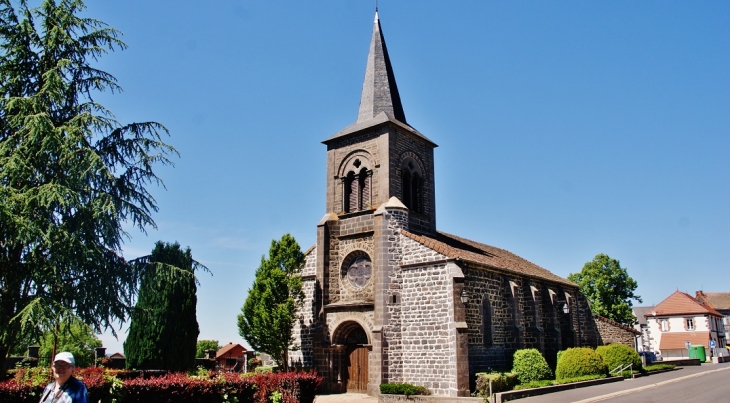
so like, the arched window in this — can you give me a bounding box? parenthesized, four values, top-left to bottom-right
(481, 295, 493, 347)
(400, 159, 423, 213)
(342, 165, 371, 213)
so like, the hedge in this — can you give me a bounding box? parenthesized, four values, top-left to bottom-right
(596, 344, 642, 373)
(512, 349, 553, 383)
(555, 347, 607, 380)
(379, 383, 430, 396)
(0, 369, 321, 403)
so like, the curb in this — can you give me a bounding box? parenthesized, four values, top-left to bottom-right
(493, 376, 624, 403)
(571, 365, 730, 403)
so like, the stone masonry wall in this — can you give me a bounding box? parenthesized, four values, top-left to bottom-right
(326, 214, 375, 305)
(400, 262, 457, 396)
(595, 316, 638, 348)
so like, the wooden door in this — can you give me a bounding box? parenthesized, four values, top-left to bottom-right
(346, 346, 368, 392)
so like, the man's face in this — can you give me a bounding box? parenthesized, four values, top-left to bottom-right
(52, 361, 74, 384)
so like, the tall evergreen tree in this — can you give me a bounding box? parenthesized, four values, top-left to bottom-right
(124, 241, 206, 371)
(237, 234, 304, 371)
(0, 0, 175, 372)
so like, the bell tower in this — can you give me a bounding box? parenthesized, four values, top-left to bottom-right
(322, 11, 437, 233)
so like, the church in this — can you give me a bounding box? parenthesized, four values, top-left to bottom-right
(289, 12, 603, 397)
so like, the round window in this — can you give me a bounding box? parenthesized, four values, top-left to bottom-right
(345, 254, 372, 289)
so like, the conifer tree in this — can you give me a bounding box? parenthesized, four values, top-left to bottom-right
(0, 0, 175, 372)
(124, 241, 206, 371)
(237, 234, 304, 371)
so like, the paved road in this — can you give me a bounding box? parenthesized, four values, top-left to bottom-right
(313, 362, 730, 403)
(519, 362, 730, 403)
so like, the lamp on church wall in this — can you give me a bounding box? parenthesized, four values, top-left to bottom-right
(460, 289, 469, 304)
(562, 303, 570, 314)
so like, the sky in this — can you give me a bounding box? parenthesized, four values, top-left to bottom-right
(71, 1, 730, 354)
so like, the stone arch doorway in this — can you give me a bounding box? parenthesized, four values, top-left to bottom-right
(332, 321, 370, 393)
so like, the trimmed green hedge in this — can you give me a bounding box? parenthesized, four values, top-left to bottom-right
(379, 383, 430, 396)
(596, 344, 642, 373)
(512, 349, 553, 383)
(555, 347, 607, 380)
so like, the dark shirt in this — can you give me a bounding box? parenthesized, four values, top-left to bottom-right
(39, 376, 88, 403)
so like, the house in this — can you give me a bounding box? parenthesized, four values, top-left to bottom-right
(288, 11, 601, 397)
(695, 291, 730, 341)
(644, 291, 726, 360)
(632, 305, 656, 352)
(216, 343, 247, 372)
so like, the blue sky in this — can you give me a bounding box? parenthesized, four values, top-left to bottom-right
(81, 1, 729, 353)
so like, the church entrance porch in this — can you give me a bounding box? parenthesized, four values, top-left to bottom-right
(321, 320, 371, 394)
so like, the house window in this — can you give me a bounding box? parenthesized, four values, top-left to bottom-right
(686, 318, 694, 331)
(660, 319, 669, 332)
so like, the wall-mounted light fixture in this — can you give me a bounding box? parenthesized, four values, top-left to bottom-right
(562, 303, 570, 314)
(460, 289, 469, 304)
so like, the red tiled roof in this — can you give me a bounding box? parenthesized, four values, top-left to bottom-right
(216, 343, 246, 359)
(649, 291, 723, 317)
(400, 230, 576, 287)
(696, 291, 730, 310)
(659, 332, 710, 350)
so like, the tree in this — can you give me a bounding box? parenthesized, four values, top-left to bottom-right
(124, 241, 206, 371)
(196, 339, 220, 359)
(568, 253, 642, 325)
(237, 234, 304, 371)
(0, 0, 175, 372)
(38, 317, 102, 368)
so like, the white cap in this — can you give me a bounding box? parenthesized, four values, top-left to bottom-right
(54, 352, 75, 366)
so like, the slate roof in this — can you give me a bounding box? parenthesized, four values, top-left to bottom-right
(400, 229, 576, 287)
(323, 12, 436, 147)
(632, 306, 656, 326)
(648, 291, 723, 317)
(695, 291, 730, 311)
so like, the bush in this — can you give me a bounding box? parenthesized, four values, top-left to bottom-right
(512, 349, 553, 383)
(643, 363, 676, 372)
(596, 344, 642, 373)
(474, 372, 519, 396)
(255, 365, 276, 375)
(379, 383, 430, 396)
(0, 367, 320, 403)
(555, 347, 608, 380)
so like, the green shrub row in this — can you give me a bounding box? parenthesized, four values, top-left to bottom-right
(0, 368, 321, 403)
(513, 374, 605, 391)
(379, 383, 430, 396)
(643, 363, 676, 372)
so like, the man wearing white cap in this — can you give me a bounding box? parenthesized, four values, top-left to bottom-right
(39, 352, 88, 403)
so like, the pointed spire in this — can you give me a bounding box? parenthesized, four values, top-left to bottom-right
(357, 11, 407, 124)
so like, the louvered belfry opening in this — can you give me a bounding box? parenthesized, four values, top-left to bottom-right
(400, 161, 423, 214)
(343, 168, 372, 213)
